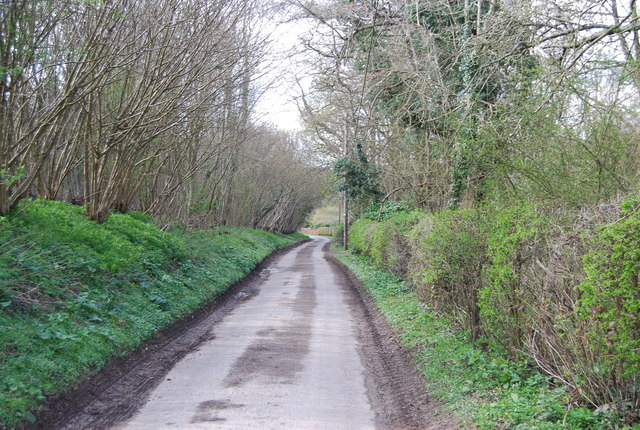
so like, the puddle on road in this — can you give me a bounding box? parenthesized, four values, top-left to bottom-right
(190, 399, 244, 423)
(259, 267, 280, 278)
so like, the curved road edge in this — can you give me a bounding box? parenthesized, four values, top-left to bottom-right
(26, 239, 311, 430)
(323, 246, 455, 430)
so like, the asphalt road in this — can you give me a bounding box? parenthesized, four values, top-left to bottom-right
(115, 237, 376, 429)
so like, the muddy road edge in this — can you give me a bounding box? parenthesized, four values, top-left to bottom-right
(25, 240, 310, 430)
(324, 245, 459, 430)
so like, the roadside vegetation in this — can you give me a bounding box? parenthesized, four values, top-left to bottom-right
(296, 0, 640, 426)
(0, 0, 325, 231)
(0, 200, 306, 429)
(338, 199, 640, 428)
(334, 247, 630, 429)
(1, 3, 323, 428)
(4, 0, 640, 427)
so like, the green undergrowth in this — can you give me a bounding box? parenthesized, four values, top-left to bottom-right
(333, 248, 626, 430)
(0, 199, 306, 429)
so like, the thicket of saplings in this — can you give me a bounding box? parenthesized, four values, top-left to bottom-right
(0, 0, 323, 234)
(347, 198, 640, 424)
(0, 199, 306, 428)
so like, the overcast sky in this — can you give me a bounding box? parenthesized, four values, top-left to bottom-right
(253, 9, 314, 132)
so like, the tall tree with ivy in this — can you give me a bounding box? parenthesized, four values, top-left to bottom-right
(333, 142, 383, 209)
(328, 0, 536, 209)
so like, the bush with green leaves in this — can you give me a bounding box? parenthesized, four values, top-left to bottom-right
(577, 196, 640, 409)
(334, 248, 622, 430)
(348, 219, 375, 255)
(407, 209, 488, 341)
(349, 211, 423, 277)
(332, 223, 345, 247)
(347, 199, 640, 422)
(480, 205, 545, 354)
(357, 200, 414, 221)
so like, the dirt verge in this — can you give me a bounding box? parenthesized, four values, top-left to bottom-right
(324, 246, 460, 430)
(23, 240, 309, 430)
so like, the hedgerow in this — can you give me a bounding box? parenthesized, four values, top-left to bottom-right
(577, 196, 640, 407)
(348, 196, 640, 424)
(334, 249, 621, 429)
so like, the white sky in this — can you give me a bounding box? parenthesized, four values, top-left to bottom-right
(253, 12, 314, 132)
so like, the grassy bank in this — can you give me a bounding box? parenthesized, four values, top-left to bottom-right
(333, 248, 626, 429)
(0, 200, 305, 428)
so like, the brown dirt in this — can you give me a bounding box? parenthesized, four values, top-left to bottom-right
(222, 244, 318, 389)
(222, 269, 316, 388)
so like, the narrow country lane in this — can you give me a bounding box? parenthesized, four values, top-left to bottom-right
(52, 237, 446, 430)
(115, 237, 374, 429)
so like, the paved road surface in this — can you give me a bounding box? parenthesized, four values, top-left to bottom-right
(116, 237, 375, 429)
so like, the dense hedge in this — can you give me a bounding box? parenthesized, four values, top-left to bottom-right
(349, 197, 640, 421)
(0, 200, 306, 428)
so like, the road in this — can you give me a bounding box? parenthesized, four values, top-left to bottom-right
(117, 237, 373, 429)
(47, 237, 447, 430)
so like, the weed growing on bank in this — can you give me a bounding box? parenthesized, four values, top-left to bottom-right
(0, 200, 305, 428)
(333, 248, 624, 429)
